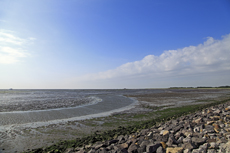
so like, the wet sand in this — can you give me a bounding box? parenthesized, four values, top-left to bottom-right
(0, 95, 135, 126)
(0, 94, 138, 153)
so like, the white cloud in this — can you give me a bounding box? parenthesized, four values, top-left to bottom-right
(0, 29, 35, 64)
(79, 33, 230, 83)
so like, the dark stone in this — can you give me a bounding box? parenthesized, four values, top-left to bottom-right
(164, 125, 174, 131)
(139, 140, 150, 147)
(191, 137, 206, 146)
(137, 145, 146, 153)
(204, 125, 215, 133)
(166, 136, 178, 146)
(109, 140, 119, 145)
(121, 148, 128, 153)
(146, 143, 161, 153)
(154, 134, 168, 142)
(173, 125, 183, 134)
(119, 140, 126, 144)
(138, 136, 145, 142)
(182, 142, 195, 150)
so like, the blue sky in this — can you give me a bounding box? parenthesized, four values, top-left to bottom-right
(0, 0, 230, 89)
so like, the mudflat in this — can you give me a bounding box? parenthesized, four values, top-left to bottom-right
(0, 89, 229, 153)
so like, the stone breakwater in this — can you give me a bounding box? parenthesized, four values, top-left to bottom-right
(61, 101, 230, 153)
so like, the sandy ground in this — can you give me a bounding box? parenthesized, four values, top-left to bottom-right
(0, 89, 229, 153)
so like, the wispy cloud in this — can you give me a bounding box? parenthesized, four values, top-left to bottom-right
(0, 47, 28, 64)
(0, 29, 35, 64)
(0, 29, 27, 45)
(79, 33, 230, 82)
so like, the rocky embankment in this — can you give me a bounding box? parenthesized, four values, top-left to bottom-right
(61, 101, 230, 153)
